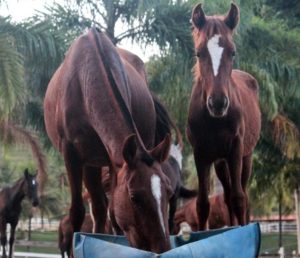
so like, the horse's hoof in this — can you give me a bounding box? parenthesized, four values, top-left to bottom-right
(178, 222, 192, 241)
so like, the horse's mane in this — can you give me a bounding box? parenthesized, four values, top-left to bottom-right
(151, 93, 183, 149)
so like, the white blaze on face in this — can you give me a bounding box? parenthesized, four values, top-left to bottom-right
(207, 34, 224, 77)
(151, 174, 166, 235)
(32, 179, 36, 185)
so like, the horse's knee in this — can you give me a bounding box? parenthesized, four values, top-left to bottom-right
(70, 204, 85, 232)
(231, 192, 247, 224)
(9, 236, 14, 246)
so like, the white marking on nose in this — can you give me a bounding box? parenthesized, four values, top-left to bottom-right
(169, 144, 183, 169)
(151, 175, 166, 235)
(207, 34, 224, 77)
(32, 180, 36, 185)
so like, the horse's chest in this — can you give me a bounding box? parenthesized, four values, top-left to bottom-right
(189, 118, 236, 158)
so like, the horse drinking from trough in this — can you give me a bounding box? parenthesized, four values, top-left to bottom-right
(44, 28, 172, 254)
(187, 3, 261, 229)
(0, 169, 39, 258)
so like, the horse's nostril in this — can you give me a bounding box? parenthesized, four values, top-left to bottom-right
(208, 96, 214, 108)
(223, 96, 229, 108)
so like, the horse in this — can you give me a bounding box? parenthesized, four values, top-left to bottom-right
(161, 144, 197, 234)
(173, 194, 230, 233)
(44, 28, 172, 254)
(187, 3, 261, 230)
(58, 214, 93, 258)
(0, 169, 39, 258)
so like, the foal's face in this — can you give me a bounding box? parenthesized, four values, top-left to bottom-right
(113, 134, 172, 253)
(192, 3, 240, 118)
(24, 169, 39, 207)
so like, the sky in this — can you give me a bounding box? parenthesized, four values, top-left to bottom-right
(0, 0, 154, 61)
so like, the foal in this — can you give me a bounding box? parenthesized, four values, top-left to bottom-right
(187, 3, 261, 229)
(0, 169, 39, 258)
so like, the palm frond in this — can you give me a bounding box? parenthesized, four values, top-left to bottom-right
(0, 121, 47, 195)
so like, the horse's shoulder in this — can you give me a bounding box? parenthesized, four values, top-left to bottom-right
(232, 69, 259, 94)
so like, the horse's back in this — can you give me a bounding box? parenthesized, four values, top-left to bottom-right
(44, 30, 156, 163)
(232, 69, 261, 155)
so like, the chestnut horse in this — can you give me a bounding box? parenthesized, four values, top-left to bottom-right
(44, 28, 172, 254)
(173, 194, 230, 233)
(0, 169, 39, 258)
(187, 3, 261, 230)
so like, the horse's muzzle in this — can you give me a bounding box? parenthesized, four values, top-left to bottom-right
(207, 95, 229, 117)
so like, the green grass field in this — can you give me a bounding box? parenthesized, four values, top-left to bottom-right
(14, 230, 298, 255)
(15, 230, 59, 254)
(260, 233, 297, 255)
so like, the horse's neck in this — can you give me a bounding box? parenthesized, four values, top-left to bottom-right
(9, 179, 26, 206)
(81, 30, 147, 164)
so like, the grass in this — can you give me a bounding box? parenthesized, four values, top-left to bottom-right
(260, 232, 297, 255)
(15, 230, 59, 254)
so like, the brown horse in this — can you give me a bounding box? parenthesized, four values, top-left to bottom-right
(0, 169, 39, 258)
(187, 3, 261, 230)
(174, 194, 230, 233)
(58, 214, 93, 258)
(44, 28, 172, 254)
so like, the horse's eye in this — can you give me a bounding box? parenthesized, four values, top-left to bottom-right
(130, 193, 143, 204)
(196, 49, 205, 59)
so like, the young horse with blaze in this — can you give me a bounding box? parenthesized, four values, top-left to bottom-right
(187, 3, 261, 230)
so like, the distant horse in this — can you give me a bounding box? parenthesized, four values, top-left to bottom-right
(187, 3, 261, 229)
(58, 214, 93, 258)
(0, 169, 39, 258)
(174, 194, 230, 233)
(44, 28, 172, 254)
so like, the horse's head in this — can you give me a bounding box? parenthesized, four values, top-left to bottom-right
(113, 134, 172, 253)
(23, 169, 39, 207)
(192, 3, 239, 118)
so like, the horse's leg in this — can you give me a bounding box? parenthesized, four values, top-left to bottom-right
(227, 138, 246, 226)
(194, 151, 211, 230)
(242, 154, 253, 224)
(0, 221, 7, 258)
(168, 195, 177, 234)
(8, 223, 16, 258)
(83, 166, 107, 233)
(62, 142, 85, 257)
(214, 161, 235, 226)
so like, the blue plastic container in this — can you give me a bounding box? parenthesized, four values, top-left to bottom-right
(74, 222, 261, 258)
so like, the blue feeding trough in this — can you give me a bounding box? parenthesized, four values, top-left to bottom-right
(74, 222, 261, 258)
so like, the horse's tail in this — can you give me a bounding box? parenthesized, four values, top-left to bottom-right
(151, 93, 183, 149)
(3, 122, 47, 196)
(179, 186, 198, 199)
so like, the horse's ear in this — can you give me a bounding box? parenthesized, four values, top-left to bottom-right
(224, 3, 240, 30)
(24, 169, 29, 178)
(192, 3, 206, 29)
(150, 134, 171, 163)
(122, 134, 137, 167)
